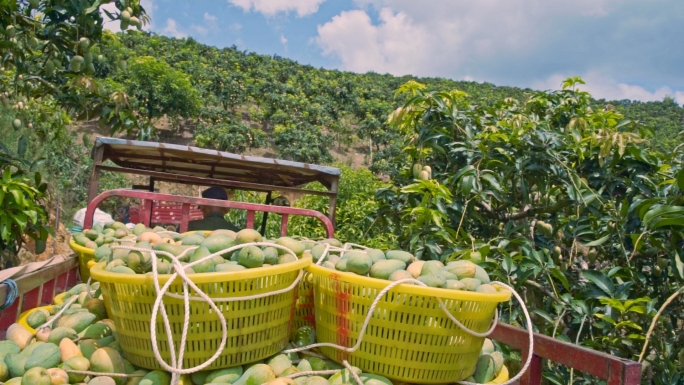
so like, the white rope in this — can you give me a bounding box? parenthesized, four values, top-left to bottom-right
(103, 241, 533, 385)
(109, 241, 303, 385)
(287, 244, 533, 385)
(35, 294, 80, 331)
(286, 368, 342, 379)
(456, 281, 534, 385)
(64, 370, 145, 378)
(343, 360, 364, 385)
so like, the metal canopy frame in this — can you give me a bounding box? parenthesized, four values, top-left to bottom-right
(87, 137, 341, 223)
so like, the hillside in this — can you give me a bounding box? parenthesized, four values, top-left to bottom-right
(97, 32, 683, 169)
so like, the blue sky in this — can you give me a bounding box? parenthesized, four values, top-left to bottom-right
(104, 0, 684, 104)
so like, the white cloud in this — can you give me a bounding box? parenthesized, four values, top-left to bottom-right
(280, 34, 288, 46)
(191, 24, 209, 35)
(315, 8, 429, 75)
(534, 72, 684, 105)
(160, 18, 187, 38)
(314, 0, 683, 103)
(229, 0, 326, 17)
(193, 12, 219, 36)
(317, 1, 626, 76)
(229, 23, 242, 33)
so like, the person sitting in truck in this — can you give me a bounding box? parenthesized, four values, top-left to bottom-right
(188, 186, 240, 232)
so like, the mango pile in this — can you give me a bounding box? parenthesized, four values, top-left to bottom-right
(73, 223, 314, 275)
(465, 338, 507, 384)
(0, 280, 402, 385)
(1, 272, 507, 385)
(315, 246, 500, 293)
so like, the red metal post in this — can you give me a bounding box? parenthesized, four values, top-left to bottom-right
(22, 286, 41, 312)
(140, 199, 153, 227)
(66, 267, 78, 288)
(180, 203, 190, 233)
(40, 279, 56, 306)
(0, 299, 20, 339)
(54, 272, 69, 294)
(281, 214, 289, 236)
(520, 351, 542, 385)
(246, 210, 255, 229)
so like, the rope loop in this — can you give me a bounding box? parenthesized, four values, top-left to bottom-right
(0, 279, 18, 310)
(98, 240, 534, 385)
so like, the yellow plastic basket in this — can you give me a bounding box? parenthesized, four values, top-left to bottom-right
(293, 272, 316, 331)
(90, 256, 311, 371)
(307, 264, 511, 384)
(69, 237, 95, 282)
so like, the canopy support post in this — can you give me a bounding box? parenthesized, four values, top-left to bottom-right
(260, 191, 273, 236)
(329, 178, 338, 227)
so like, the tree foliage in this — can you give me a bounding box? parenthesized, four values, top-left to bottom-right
(374, 79, 683, 383)
(123, 55, 199, 121)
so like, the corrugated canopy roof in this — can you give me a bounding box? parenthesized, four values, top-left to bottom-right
(92, 137, 340, 190)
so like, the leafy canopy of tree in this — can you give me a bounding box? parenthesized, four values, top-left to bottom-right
(374, 78, 683, 383)
(0, 0, 148, 256)
(123, 56, 199, 121)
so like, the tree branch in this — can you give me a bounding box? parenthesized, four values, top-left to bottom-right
(474, 199, 574, 221)
(506, 199, 574, 220)
(524, 279, 565, 306)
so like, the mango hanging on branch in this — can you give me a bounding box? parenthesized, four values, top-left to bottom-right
(29, 37, 41, 50)
(5, 25, 16, 38)
(79, 37, 90, 52)
(412, 163, 422, 178)
(129, 16, 141, 29)
(535, 220, 554, 238)
(12, 118, 23, 130)
(422, 165, 432, 178)
(70, 55, 84, 72)
(120, 10, 131, 29)
(587, 248, 598, 263)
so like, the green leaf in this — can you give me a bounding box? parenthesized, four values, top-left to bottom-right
(2, 168, 9, 183)
(673, 250, 684, 281)
(549, 267, 570, 291)
(503, 255, 513, 274)
(676, 170, 684, 190)
(642, 205, 684, 226)
(595, 313, 616, 325)
(648, 216, 684, 229)
(530, 309, 555, 324)
(481, 173, 502, 191)
(584, 234, 610, 247)
(84, 0, 102, 14)
(34, 239, 46, 254)
(17, 135, 27, 157)
(582, 270, 615, 297)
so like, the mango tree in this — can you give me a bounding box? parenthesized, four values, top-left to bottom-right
(376, 78, 684, 383)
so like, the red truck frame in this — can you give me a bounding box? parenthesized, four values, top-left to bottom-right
(0, 191, 641, 385)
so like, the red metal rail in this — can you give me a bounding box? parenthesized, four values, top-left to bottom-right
(490, 323, 641, 385)
(84, 189, 335, 236)
(127, 203, 203, 225)
(0, 256, 80, 338)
